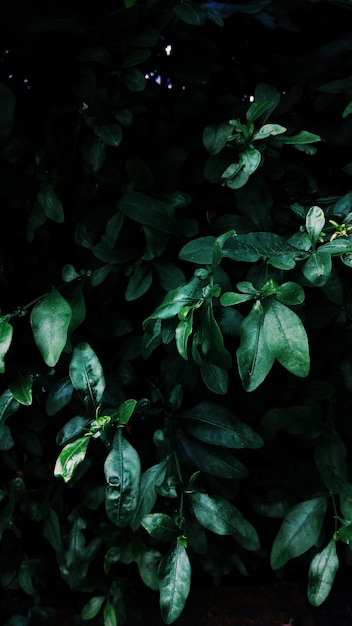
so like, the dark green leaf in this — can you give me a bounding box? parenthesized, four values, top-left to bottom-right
(0, 389, 19, 444)
(275, 282, 305, 305)
(37, 183, 64, 223)
(122, 48, 151, 68)
(179, 236, 216, 264)
(142, 513, 179, 542)
(246, 100, 275, 124)
(125, 263, 153, 301)
(173, 2, 208, 25)
(202, 123, 232, 154)
(158, 539, 191, 625)
(302, 250, 332, 286)
(225, 148, 261, 189)
(81, 596, 106, 620)
(56, 415, 89, 446)
(308, 539, 339, 606)
(0, 320, 13, 373)
(223, 232, 301, 264)
(237, 300, 274, 391)
(54, 436, 90, 482)
(104, 431, 141, 527)
(270, 496, 328, 569)
(178, 433, 248, 479)
(9, 375, 33, 406)
(43, 508, 63, 552)
(93, 123, 122, 147)
(314, 430, 347, 491)
(189, 492, 259, 550)
(130, 460, 168, 531)
(30, 288, 72, 367)
(123, 68, 146, 92)
(306, 206, 325, 248)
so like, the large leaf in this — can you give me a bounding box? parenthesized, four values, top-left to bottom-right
(104, 431, 141, 527)
(263, 299, 310, 378)
(237, 300, 275, 391)
(270, 496, 328, 570)
(69, 342, 105, 413)
(158, 539, 191, 624)
(54, 436, 90, 482)
(308, 539, 339, 606)
(189, 492, 259, 551)
(302, 250, 332, 286)
(306, 206, 325, 249)
(223, 232, 301, 264)
(30, 288, 72, 367)
(179, 401, 263, 449)
(179, 236, 215, 264)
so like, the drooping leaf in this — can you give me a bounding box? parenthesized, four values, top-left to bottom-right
(158, 539, 191, 624)
(189, 492, 259, 551)
(308, 539, 339, 606)
(104, 430, 141, 527)
(0, 319, 13, 373)
(270, 496, 328, 570)
(30, 288, 72, 367)
(69, 342, 105, 413)
(54, 436, 90, 482)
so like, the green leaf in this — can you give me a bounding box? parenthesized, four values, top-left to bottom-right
(220, 291, 255, 305)
(275, 130, 321, 145)
(179, 401, 263, 449)
(202, 123, 232, 155)
(9, 375, 33, 406)
(263, 299, 310, 378)
(143, 276, 204, 325)
(225, 148, 261, 189)
(270, 496, 328, 570)
(302, 250, 332, 286)
(314, 430, 347, 491)
(142, 513, 179, 542)
(252, 123, 286, 140)
(175, 312, 194, 360)
(158, 539, 191, 625)
(0, 319, 13, 373)
(339, 483, 352, 519)
(306, 205, 325, 248)
(130, 460, 168, 531)
(178, 434, 248, 480)
(62, 264, 80, 282)
(54, 436, 90, 482)
(93, 123, 122, 147)
(43, 508, 63, 552)
(198, 358, 228, 395)
(69, 342, 105, 413)
(103, 600, 117, 626)
(123, 68, 146, 92)
(173, 2, 208, 25)
(105, 212, 124, 249)
(189, 492, 259, 551)
(342, 101, 352, 118)
(237, 300, 275, 391)
(125, 263, 153, 301)
(104, 430, 141, 527)
(118, 192, 179, 234)
(198, 300, 232, 369)
(179, 236, 216, 264)
(0, 82, 15, 143)
(222, 232, 301, 264)
(118, 399, 137, 425)
(30, 288, 72, 367)
(45, 376, 73, 416)
(37, 183, 64, 223)
(122, 48, 151, 68)
(0, 389, 19, 444)
(246, 100, 275, 124)
(275, 282, 305, 306)
(308, 539, 339, 606)
(82, 595, 106, 620)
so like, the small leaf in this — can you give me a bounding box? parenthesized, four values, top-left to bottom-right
(302, 250, 332, 286)
(82, 595, 106, 620)
(118, 399, 137, 425)
(103, 600, 117, 626)
(130, 460, 168, 531)
(9, 375, 33, 406)
(270, 496, 328, 570)
(308, 539, 339, 606)
(43, 508, 63, 552)
(275, 282, 305, 306)
(54, 436, 90, 482)
(37, 183, 64, 223)
(30, 288, 72, 367)
(225, 148, 261, 189)
(62, 264, 80, 282)
(0, 320, 13, 373)
(158, 539, 191, 624)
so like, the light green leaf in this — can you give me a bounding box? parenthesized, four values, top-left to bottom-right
(302, 250, 332, 286)
(306, 206, 325, 248)
(37, 183, 64, 223)
(9, 375, 33, 406)
(220, 291, 254, 305)
(237, 300, 275, 391)
(263, 299, 310, 378)
(82, 595, 106, 620)
(142, 513, 179, 542)
(69, 342, 105, 413)
(275, 130, 321, 144)
(189, 492, 259, 551)
(103, 600, 117, 626)
(308, 539, 339, 606)
(93, 123, 122, 147)
(225, 148, 261, 189)
(118, 399, 137, 425)
(275, 282, 305, 306)
(54, 436, 90, 482)
(158, 539, 191, 624)
(104, 430, 141, 527)
(270, 496, 328, 569)
(30, 288, 72, 367)
(179, 401, 263, 449)
(252, 123, 286, 140)
(0, 319, 13, 373)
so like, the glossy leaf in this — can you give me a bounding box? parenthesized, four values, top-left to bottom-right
(178, 433, 248, 479)
(158, 539, 191, 624)
(56, 415, 89, 446)
(302, 250, 332, 286)
(189, 492, 259, 550)
(0, 319, 13, 373)
(246, 100, 274, 123)
(142, 513, 179, 542)
(0, 389, 19, 443)
(271, 496, 328, 569)
(130, 460, 168, 531)
(223, 232, 301, 264)
(31, 288, 72, 367)
(306, 206, 325, 248)
(9, 374, 33, 406)
(237, 300, 274, 391)
(179, 236, 215, 264)
(308, 539, 339, 606)
(104, 431, 141, 527)
(103, 600, 117, 626)
(54, 436, 90, 482)
(179, 401, 263, 449)
(82, 595, 106, 620)
(175, 311, 194, 360)
(225, 148, 261, 189)
(69, 342, 105, 412)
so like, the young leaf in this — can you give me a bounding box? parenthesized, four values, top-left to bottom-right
(69, 342, 105, 413)
(0, 319, 13, 373)
(82, 595, 106, 620)
(104, 430, 141, 527)
(270, 496, 328, 570)
(158, 539, 191, 625)
(308, 539, 339, 606)
(103, 600, 117, 626)
(263, 299, 310, 378)
(189, 492, 259, 551)
(54, 436, 90, 482)
(306, 206, 325, 249)
(237, 300, 275, 391)
(30, 288, 72, 367)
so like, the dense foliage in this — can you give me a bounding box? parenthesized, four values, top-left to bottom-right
(2, 0, 352, 624)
